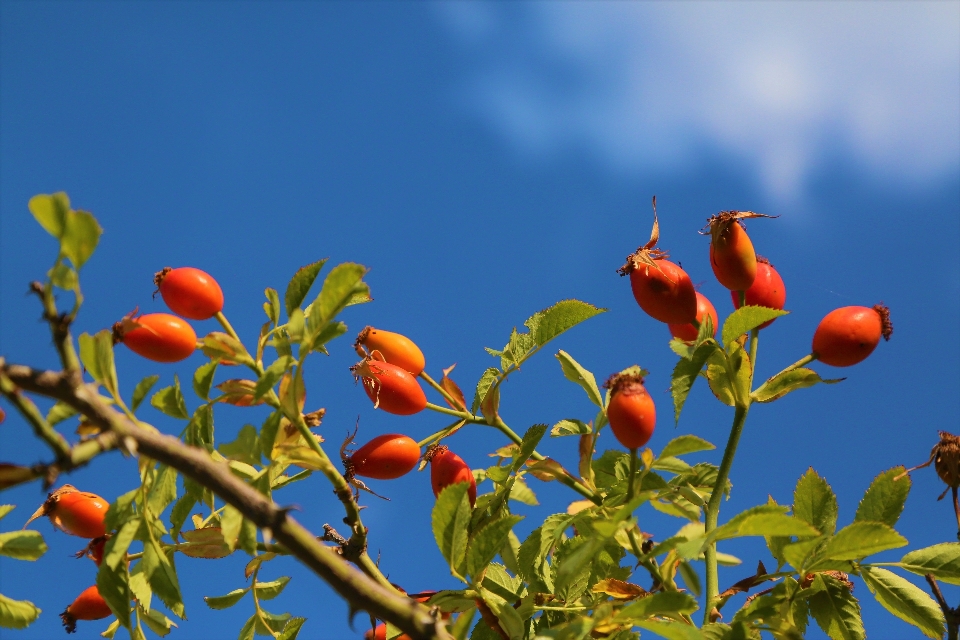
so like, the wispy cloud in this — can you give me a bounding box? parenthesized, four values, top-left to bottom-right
(437, 2, 960, 202)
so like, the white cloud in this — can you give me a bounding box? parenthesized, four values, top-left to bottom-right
(437, 1, 960, 202)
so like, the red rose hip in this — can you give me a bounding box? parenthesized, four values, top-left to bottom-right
(812, 304, 892, 367)
(429, 446, 476, 506)
(155, 267, 224, 320)
(113, 312, 196, 363)
(349, 434, 421, 480)
(668, 291, 718, 342)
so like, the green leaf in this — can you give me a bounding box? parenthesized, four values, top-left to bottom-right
(898, 543, 960, 585)
(450, 608, 476, 640)
(818, 522, 907, 562)
(553, 537, 599, 601)
(478, 588, 525, 640)
(103, 517, 140, 569)
(238, 614, 256, 640)
(203, 587, 250, 609)
(46, 401, 78, 426)
(636, 619, 705, 640)
(254, 609, 291, 635)
(711, 504, 819, 543)
(793, 468, 839, 537)
(550, 419, 591, 437)
(132, 375, 160, 412)
(525, 299, 605, 348)
(310, 320, 347, 352)
(721, 305, 789, 346)
(860, 566, 944, 638)
(255, 576, 290, 601)
(618, 591, 699, 620)
(472, 368, 499, 415)
(49, 263, 78, 290)
(238, 517, 258, 556)
(660, 435, 716, 460)
(60, 209, 102, 268)
(671, 342, 717, 422)
(89, 331, 117, 397)
(432, 482, 472, 579)
(305, 262, 366, 339)
(284, 259, 328, 316)
(255, 356, 294, 400)
(704, 349, 736, 407)
(151, 376, 189, 419)
(278, 617, 306, 640)
(752, 368, 844, 403)
(726, 341, 752, 405)
(220, 425, 261, 466)
(140, 607, 177, 637)
(510, 424, 547, 473)
(467, 515, 524, 579)
(509, 476, 538, 506)
(854, 467, 910, 528)
(0, 593, 41, 629)
(278, 369, 305, 422)
(220, 505, 243, 553)
(129, 569, 152, 622)
(78, 332, 103, 384)
(29, 192, 70, 239)
(169, 493, 197, 542)
(192, 362, 217, 402)
(0, 530, 46, 561)
(142, 526, 185, 619)
(264, 288, 281, 325)
(808, 573, 865, 640)
(258, 411, 283, 462)
(185, 405, 214, 451)
(146, 465, 178, 518)
(556, 350, 604, 408)
(0, 506, 13, 521)
(200, 332, 254, 367)
(101, 619, 122, 639)
(97, 556, 131, 628)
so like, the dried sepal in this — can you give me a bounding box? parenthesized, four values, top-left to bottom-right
(617, 196, 670, 277)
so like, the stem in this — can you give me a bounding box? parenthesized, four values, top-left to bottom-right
(425, 395, 604, 505)
(417, 420, 465, 449)
(34, 282, 81, 374)
(0, 374, 71, 458)
(926, 574, 959, 640)
(419, 371, 465, 411)
(215, 311, 242, 344)
(703, 328, 759, 623)
(703, 404, 749, 621)
(627, 448, 639, 501)
(738, 290, 746, 308)
(424, 402, 471, 420)
(625, 448, 644, 558)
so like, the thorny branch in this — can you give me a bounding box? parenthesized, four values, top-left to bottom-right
(0, 360, 451, 640)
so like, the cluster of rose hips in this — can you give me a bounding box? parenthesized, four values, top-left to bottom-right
(605, 203, 893, 453)
(113, 266, 477, 507)
(23, 485, 113, 633)
(113, 266, 225, 362)
(347, 327, 476, 506)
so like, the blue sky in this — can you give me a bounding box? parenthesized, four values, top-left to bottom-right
(1, 2, 958, 639)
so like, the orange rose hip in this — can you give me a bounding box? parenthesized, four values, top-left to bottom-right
(155, 266, 224, 320)
(604, 371, 656, 450)
(812, 304, 892, 367)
